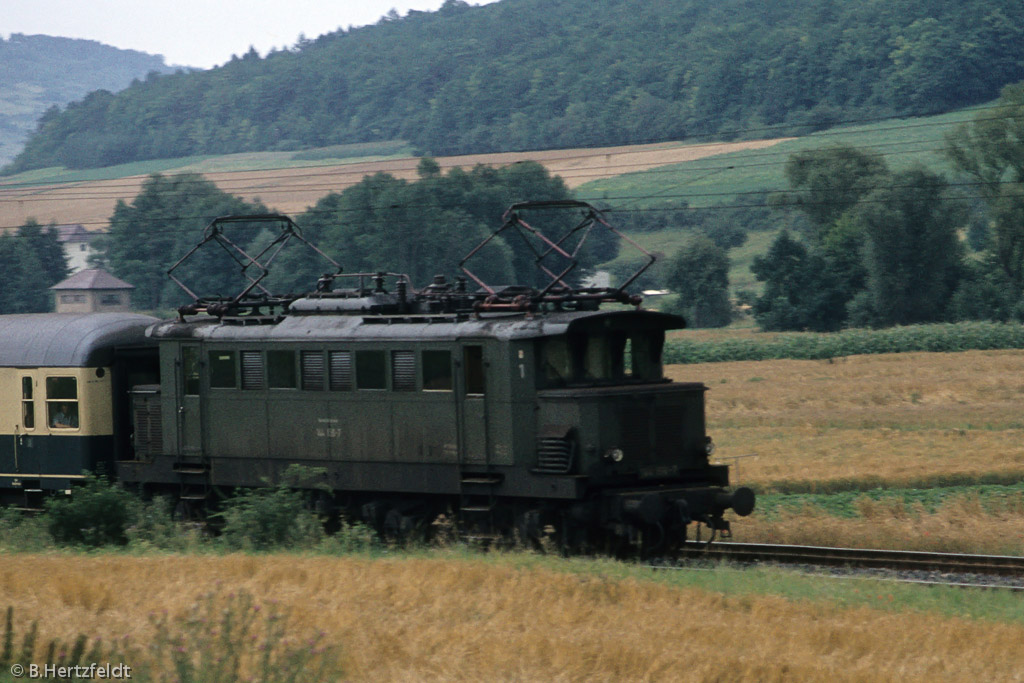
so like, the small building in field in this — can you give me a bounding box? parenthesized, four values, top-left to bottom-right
(50, 269, 134, 313)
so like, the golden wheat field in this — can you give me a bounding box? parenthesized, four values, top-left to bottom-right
(1, 553, 1023, 683)
(668, 349, 1024, 553)
(0, 138, 785, 229)
(2, 350, 1024, 681)
(668, 349, 1024, 488)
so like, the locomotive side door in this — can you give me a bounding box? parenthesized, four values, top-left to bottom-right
(457, 344, 489, 466)
(175, 344, 203, 457)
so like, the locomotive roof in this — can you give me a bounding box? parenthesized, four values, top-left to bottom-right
(147, 308, 685, 343)
(0, 313, 159, 367)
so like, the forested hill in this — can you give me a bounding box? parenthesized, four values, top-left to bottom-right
(6, 0, 1024, 174)
(0, 34, 176, 166)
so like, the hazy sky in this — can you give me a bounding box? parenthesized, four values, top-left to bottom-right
(5, 0, 499, 69)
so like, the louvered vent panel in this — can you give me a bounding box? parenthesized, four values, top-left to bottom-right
(534, 437, 575, 474)
(391, 351, 416, 392)
(241, 351, 264, 390)
(329, 351, 352, 391)
(131, 393, 162, 458)
(301, 351, 325, 391)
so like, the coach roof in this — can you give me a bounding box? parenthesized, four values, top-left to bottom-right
(0, 313, 158, 367)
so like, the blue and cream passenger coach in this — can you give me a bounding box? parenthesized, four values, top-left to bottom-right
(0, 313, 158, 503)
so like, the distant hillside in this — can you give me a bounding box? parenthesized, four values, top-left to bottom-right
(6, 0, 1024, 173)
(0, 33, 176, 165)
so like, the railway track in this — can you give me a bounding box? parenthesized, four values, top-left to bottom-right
(685, 542, 1024, 575)
(670, 542, 1024, 590)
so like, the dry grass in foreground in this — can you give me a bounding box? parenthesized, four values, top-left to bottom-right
(1, 553, 1023, 682)
(667, 349, 1024, 489)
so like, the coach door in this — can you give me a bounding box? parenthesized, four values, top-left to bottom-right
(457, 344, 489, 466)
(176, 345, 203, 457)
(12, 374, 40, 475)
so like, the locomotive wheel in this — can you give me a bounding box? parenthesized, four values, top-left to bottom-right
(383, 507, 428, 545)
(173, 497, 205, 523)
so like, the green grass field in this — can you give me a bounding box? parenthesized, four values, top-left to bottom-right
(579, 106, 986, 292)
(575, 107, 982, 211)
(0, 140, 415, 186)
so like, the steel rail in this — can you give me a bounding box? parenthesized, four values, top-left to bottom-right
(681, 542, 1024, 577)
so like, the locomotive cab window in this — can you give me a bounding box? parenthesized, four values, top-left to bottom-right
(46, 376, 79, 429)
(538, 330, 664, 387)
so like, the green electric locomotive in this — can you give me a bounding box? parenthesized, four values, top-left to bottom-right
(116, 204, 754, 550)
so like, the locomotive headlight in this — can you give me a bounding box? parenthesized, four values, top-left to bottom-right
(604, 447, 624, 463)
(704, 437, 716, 456)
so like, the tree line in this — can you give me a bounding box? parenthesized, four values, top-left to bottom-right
(7, 84, 1023, 333)
(0, 33, 174, 165)
(91, 160, 608, 312)
(6, 0, 1024, 173)
(664, 83, 1024, 331)
(0, 220, 69, 313)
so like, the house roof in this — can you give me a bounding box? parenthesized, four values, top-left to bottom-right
(55, 224, 92, 243)
(50, 268, 134, 291)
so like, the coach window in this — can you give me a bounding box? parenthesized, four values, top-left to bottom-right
(46, 376, 79, 430)
(209, 350, 237, 388)
(268, 350, 297, 389)
(422, 351, 452, 391)
(21, 377, 35, 429)
(464, 346, 485, 395)
(356, 350, 387, 390)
